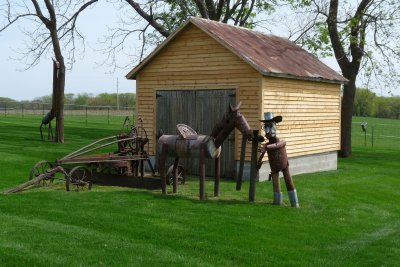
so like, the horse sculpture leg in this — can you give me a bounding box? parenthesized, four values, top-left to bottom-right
(160, 143, 168, 195)
(236, 135, 247, 191)
(214, 156, 220, 197)
(172, 157, 179, 193)
(199, 142, 206, 200)
(271, 172, 283, 205)
(282, 167, 299, 208)
(139, 141, 144, 178)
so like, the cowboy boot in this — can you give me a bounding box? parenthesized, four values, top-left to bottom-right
(273, 191, 283, 205)
(288, 189, 299, 208)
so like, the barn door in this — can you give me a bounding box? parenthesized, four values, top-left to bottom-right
(156, 89, 236, 178)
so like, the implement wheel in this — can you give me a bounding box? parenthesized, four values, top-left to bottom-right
(66, 166, 93, 192)
(29, 160, 54, 186)
(129, 126, 148, 140)
(166, 165, 186, 185)
(126, 125, 149, 154)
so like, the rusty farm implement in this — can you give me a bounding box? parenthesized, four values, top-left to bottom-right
(7, 121, 182, 193)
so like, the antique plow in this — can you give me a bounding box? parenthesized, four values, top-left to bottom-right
(7, 124, 159, 193)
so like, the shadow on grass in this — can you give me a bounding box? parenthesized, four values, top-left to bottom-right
(2, 177, 273, 207)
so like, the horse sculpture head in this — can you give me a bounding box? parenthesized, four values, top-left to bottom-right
(211, 102, 252, 148)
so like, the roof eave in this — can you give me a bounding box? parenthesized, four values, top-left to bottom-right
(261, 71, 348, 85)
(190, 18, 348, 85)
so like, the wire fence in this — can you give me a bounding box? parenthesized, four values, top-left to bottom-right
(3, 101, 397, 149)
(352, 122, 400, 150)
(0, 101, 135, 124)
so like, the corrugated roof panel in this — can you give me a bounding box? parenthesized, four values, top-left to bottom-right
(190, 17, 347, 83)
(127, 17, 347, 84)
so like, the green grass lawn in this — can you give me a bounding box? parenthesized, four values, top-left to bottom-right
(352, 116, 400, 149)
(0, 115, 399, 266)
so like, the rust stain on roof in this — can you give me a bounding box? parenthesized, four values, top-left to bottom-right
(190, 17, 347, 83)
(127, 17, 347, 84)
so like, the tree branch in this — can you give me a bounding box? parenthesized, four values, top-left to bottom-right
(222, 0, 242, 23)
(326, 0, 351, 72)
(234, 0, 247, 26)
(216, 0, 225, 20)
(124, 0, 171, 37)
(204, 0, 217, 19)
(194, 0, 209, 19)
(293, 12, 320, 43)
(240, 0, 255, 27)
(30, 0, 51, 27)
(57, 0, 98, 32)
(349, 0, 372, 71)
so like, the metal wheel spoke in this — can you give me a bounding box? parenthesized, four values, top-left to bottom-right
(67, 166, 93, 192)
(29, 160, 54, 186)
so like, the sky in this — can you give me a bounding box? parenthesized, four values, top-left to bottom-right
(0, 2, 376, 102)
(0, 2, 136, 101)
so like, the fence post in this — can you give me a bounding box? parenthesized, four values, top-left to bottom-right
(85, 106, 88, 125)
(107, 107, 110, 125)
(364, 127, 367, 147)
(372, 125, 374, 147)
(42, 103, 45, 116)
(4, 103, 7, 116)
(21, 103, 24, 118)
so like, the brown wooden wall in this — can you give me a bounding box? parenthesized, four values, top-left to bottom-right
(136, 24, 262, 159)
(261, 77, 341, 158)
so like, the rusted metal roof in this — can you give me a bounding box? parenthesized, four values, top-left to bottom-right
(127, 17, 347, 84)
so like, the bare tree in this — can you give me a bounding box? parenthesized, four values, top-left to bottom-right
(284, 0, 400, 157)
(1, 0, 99, 143)
(100, 0, 276, 69)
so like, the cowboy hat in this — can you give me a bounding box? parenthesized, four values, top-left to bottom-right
(260, 112, 282, 123)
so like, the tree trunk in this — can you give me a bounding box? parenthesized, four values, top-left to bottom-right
(49, 24, 65, 143)
(339, 76, 356, 157)
(54, 63, 65, 143)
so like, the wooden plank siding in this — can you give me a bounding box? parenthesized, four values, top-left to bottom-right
(261, 76, 341, 159)
(136, 24, 262, 160)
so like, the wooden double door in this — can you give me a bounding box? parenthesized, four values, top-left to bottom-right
(156, 89, 236, 178)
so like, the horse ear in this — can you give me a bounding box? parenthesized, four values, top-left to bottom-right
(229, 103, 234, 112)
(235, 101, 242, 110)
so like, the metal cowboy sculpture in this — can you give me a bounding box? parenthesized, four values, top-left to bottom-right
(258, 112, 299, 208)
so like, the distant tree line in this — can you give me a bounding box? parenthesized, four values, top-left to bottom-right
(0, 93, 136, 109)
(354, 89, 400, 119)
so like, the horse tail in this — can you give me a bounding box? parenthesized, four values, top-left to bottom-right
(156, 129, 164, 140)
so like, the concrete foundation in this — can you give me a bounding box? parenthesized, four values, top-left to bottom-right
(148, 151, 337, 180)
(237, 151, 337, 181)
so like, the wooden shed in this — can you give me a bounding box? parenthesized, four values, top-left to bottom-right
(126, 17, 347, 179)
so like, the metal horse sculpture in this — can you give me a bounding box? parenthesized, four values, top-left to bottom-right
(158, 102, 252, 200)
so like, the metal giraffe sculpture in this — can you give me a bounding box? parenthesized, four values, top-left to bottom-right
(157, 102, 252, 200)
(258, 112, 299, 208)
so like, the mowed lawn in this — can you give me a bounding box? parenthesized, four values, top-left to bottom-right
(0, 115, 399, 266)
